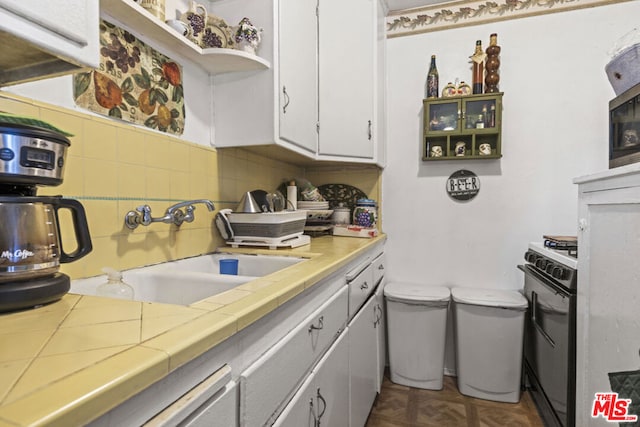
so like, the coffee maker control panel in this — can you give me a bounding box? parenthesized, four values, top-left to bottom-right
(20, 146, 57, 170)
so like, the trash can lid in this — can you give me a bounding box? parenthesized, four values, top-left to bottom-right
(451, 287, 527, 310)
(384, 282, 450, 304)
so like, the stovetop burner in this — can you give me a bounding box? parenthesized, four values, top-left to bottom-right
(542, 235, 577, 258)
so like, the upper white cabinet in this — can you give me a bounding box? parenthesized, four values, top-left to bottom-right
(0, 0, 100, 86)
(278, 0, 318, 153)
(210, 0, 385, 165)
(318, 0, 375, 159)
(100, 0, 270, 75)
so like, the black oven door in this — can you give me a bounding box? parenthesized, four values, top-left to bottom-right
(519, 264, 576, 427)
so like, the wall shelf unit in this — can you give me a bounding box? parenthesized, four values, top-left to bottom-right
(100, 0, 270, 75)
(422, 93, 503, 161)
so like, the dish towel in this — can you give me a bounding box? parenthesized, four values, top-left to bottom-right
(608, 369, 640, 426)
(0, 112, 73, 136)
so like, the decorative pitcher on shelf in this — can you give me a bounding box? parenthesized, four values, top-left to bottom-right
(233, 17, 262, 54)
(180, 1, 208, 46)
(180, 1, 234, 49)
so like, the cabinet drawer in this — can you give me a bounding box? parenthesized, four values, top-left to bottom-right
(371, 253, 386, 285)
(348, 263, 375, 319)
(240, 285, 348, 427)
(144, 365, 236, 427)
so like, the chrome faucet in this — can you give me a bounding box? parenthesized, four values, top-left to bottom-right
(125, 199, 215, 229)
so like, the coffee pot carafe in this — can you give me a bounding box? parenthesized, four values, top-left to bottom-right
(0, 196, 92, 281)
(0, 121, 92, 312)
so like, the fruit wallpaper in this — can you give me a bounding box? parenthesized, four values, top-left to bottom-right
(73, 20, 185, 135)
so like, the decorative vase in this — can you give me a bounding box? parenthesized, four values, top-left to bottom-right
(484, 33, 501, 93)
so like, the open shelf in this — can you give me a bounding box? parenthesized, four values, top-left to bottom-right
(101, 0, 271, 75)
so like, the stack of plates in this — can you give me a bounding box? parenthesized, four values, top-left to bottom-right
(298, 201, 329, 210)
(298, 201, 333, 234)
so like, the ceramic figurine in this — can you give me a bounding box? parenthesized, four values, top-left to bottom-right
(442, 82, 456, 97)
(479, 143, 492, 156)
(457, 81, 471, 96)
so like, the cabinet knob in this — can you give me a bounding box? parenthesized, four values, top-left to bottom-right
(360, 282, 369, 290)
(578, 218, 587, 231)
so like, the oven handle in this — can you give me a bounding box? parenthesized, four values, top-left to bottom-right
(531, 291, 556, 348)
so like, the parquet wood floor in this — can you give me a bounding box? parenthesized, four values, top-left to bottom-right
(366, 374, 545, 427)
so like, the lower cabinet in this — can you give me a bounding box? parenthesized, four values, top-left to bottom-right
(144, 365, 237, 427)
(273, 332, 349, 426)
(349, 295, 379, 427)
(239, 285, 348, 427)
(374, 277, 387, 393)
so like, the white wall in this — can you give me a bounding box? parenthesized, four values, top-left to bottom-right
(382, 1, 640, 373)
(383, 2, 638, 288)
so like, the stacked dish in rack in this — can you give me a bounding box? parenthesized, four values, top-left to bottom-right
(298, 201, 333, 234)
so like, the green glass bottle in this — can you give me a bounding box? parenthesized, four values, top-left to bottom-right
(426, 55, 439, 99)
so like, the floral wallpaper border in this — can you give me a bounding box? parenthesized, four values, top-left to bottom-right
(386, 0, 632, 38)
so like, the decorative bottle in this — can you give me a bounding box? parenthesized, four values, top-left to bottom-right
(426, 55, 439, 99)
(470, 40, 486, 94)
(484, 33, 501, 93)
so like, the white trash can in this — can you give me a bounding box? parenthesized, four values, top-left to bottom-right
(385, 282, 450, 390)
(451, 287, 528, 403)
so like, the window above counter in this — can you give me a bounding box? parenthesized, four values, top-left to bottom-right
(100, 0, 270, 75)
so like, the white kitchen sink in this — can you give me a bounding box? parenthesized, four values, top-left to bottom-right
(70, 253, 306, 305)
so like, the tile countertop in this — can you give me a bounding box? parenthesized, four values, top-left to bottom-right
(0, 234, 385, 427)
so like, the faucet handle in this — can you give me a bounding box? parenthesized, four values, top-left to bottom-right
(125, 204, 152, 229)
(184, 205, 196, 223)
(172, 208, 186, 226)
(137, 204, 153, 226)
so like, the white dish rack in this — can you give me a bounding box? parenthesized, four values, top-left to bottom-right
(226, 211, 308, 249)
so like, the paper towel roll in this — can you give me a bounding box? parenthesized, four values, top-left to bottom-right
(287, 184, 297, 210)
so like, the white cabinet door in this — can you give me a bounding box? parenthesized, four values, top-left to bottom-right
(273, 332, 349, 427)
(0, 0, 99, 85)
(374, 278, 387, 393)
(349, 295, 378, 427)
(272, 368, 316, 427)
(318, 0, 375, 159)
(576, 169, 640, 426)
(314, 331, 349, 426)
(278, 0, 318, 153)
